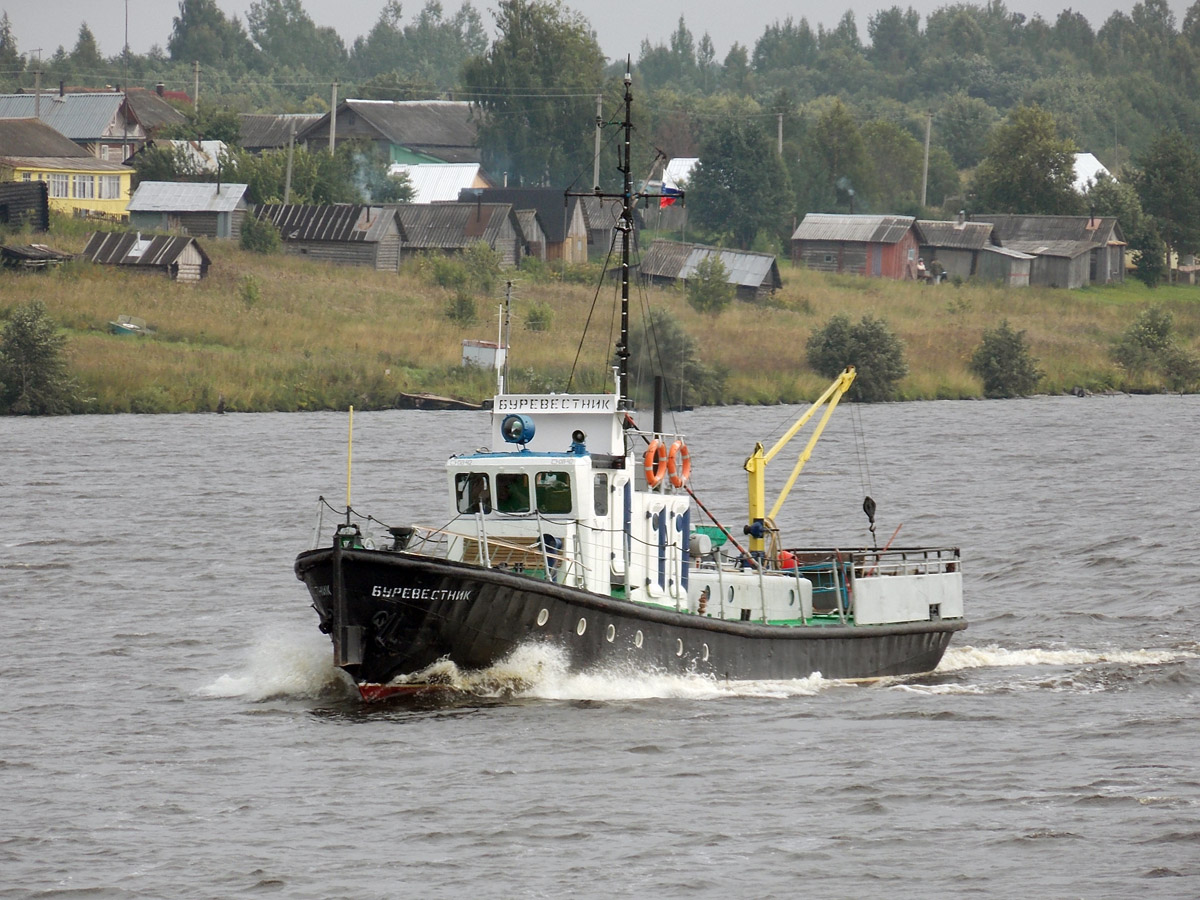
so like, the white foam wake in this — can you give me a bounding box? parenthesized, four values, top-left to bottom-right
(199, 628, 351, 701)
(938, 644, 1194, 672)
(390, 643, 835, 701)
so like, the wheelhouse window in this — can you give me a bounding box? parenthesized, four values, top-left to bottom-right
(593, 474, 608, 516)
(455, 472, 491, 514)
(535, 471, 572, 514)
(495, 473, 530, 513)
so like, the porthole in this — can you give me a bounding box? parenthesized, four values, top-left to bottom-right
(675, 638, 684, 657)
(634, 630, 643, 648)
(536, 608, 549, 626)
(727, 586, 735, 603)
(605, 624, 616, 642)
(576, 618, 587, 636)
(788, 589, 796, 607)
(702, 643, 709, 661)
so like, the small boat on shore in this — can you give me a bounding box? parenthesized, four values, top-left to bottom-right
(108, 315, 153, 337)
(294, 70, 965, 701)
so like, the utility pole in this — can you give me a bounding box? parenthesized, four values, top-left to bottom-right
(778, 112, 783, 156)
(593, 93, 603, 190)
(921, 111, 932, 208)
(329, 81, 339, 153)
(33, 65, 41, 119)
(193, 60, 200, 107)
(284, 118, 296, 203)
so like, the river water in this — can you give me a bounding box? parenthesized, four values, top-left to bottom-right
(2, 395, 1197, 899)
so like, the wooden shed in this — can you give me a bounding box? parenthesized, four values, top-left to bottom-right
(457, 188, 589, 264)
(0, 180, 50, 230)
(81, 231, 210, 282)
(915, 218, 1000, 279)
(791, 214, 921, 279)
(128, 181, 248, 240)
(253, 203, 403, 271)
(396, 202, 522, 268)
(514, 209, 547, 261)
(983, 214, 1126, 288)
(637, 239, 782, 301)
(974, 245, 1034, 287)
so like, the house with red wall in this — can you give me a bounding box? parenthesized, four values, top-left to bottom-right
(791, 213, 922, 279)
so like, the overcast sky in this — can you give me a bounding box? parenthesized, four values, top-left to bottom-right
(5, 1, 1195, 68)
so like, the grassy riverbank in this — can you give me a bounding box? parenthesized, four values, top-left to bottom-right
(3, 222, 1198, 413)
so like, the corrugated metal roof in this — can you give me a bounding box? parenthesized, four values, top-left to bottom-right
(238, 113, 322, 150)
(396, 202, 514, 250)
(1001, 239, 1092, 259)
(1074, 152, 1111, 192)
(0, 92, 126, 139)
(916, 219, 997, 250)
(981, 244, 1035, 260)
(983, 213, 1124, 247)
(129, 181, 248, 213)
(254, 204, 399, 243)
(389, 163, 487, 203)
(81, 231, 209, 268)
(639, 239, 781, 290)
(664, 158, 698, 190)
(791, 213, 916, 244)
(0, 118, 92, 157)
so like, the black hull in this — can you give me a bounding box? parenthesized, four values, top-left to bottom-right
(295, 546, 967, 692)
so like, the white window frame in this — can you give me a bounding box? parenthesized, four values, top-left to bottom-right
(99, 175, 122, 200)
(72, 174, 95, 200)
(49, 173, 69, 198)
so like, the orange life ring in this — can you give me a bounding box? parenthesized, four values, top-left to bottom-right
(643, 439, 668, 487)
(667, 440, 691, 488)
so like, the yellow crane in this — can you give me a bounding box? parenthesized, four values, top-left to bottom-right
(743, 366, 857, 557)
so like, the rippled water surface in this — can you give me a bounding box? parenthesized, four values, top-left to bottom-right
(2, 395, 1198, 899)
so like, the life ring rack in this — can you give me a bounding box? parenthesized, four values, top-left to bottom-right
(643, 439, 668, 487)
(667, 440, 691, 488)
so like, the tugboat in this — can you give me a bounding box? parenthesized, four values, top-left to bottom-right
(294, 69, 965, 701)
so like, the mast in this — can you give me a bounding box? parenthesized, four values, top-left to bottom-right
(615, 65, 633, 409)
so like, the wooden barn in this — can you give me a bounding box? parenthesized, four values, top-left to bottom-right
(984, 214, 1126, 288)
(81, 231, 210, 282)
(791, 214, 921, 279)
(916, 218, 1000, 279)
(457, 188, 589, 264)
(253, 204, 403, 271)
(128, 181, 249, 240)
(396, 202, 522, 268)
(637, 239, 782, 301)
(975, 245, 1035, 287)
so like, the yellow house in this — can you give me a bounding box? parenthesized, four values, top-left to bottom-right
(0, 118, 133, 218)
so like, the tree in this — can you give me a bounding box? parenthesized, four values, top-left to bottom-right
(939, 92, 998, 168)
(0, 300, 77, 416)
(626, 308, 725, 406)
(797, 98, 869, 213)
(1112, 306, 1200, 390)
(806, 314, 908, 402)
(248, 0, 346, 73)
(167, 0, 255, 66)
(688, 112, 790, 248)
(686, 254, 734, 316)
(752, 17, 818, 73)
(0, 13, 21, 78)
(69, 23, 103, 72)
(971, 104, 1082, 214)
(969, 320, 1043, 397)
(868, 6, 923, 74)
(1134, 129, 1200, 268)
(860, 120, 923, 209)
(463, 0, 605, 186)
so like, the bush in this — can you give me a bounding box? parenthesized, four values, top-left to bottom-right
(0, 299, 78, 415)
(239, 275, 262, 309)
(969, 319, 1043, 397)
(805, 314, 908, 402)
(240, 215, 281, 254)
(626, 308, 726, 406)
(524, 301, 553, 332)
(686, 254, 734, 316)
(1113, 306, 1200, 390)
(444, 290, 477, 326)
(427, 253, 470, 291)
(462, 242, 502, 294)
